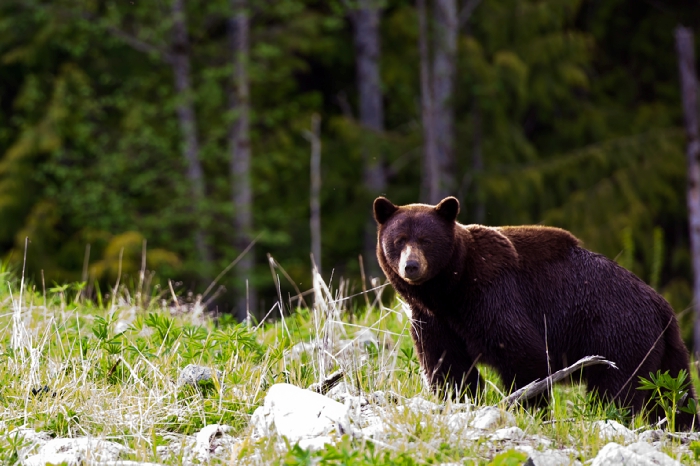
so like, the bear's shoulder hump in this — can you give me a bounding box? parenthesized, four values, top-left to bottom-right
(496, 226, 580, 263)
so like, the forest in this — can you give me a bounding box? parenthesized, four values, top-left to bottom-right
(0, 0, 699, 343)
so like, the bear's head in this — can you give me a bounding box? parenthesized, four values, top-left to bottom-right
(373, 196, 459, 285)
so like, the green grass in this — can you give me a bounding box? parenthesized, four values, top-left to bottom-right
(0, 270, 698, 465)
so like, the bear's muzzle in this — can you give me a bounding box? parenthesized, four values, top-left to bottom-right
(399, 245, 428, 284)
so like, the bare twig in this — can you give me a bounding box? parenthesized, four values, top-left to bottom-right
(168, 280, 181, 312)
(202, 234, 260, 299)
(503, 355, 618, 407)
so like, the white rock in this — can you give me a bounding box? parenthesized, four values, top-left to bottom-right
(490, 426, 525, 441)
(326, 382, 356, 400)
(25, 452, 83, 466)
(517, 446, 581, 466)
(193, 424, 236, 461)
(531, 435, 553, 448)
(251, 383, 352, 443)
(297, 436, 335, 451)
(591, 442, 681, 466)
(367, 390, 398, 405)
(638, 429, 664, 443)
(404, 396, 441, 414)
(446, 412, 472, 431)
(98, 462, 163, 466)
(592, 420, 636, 444)
(445, 413, 485, 442)
(360, 422, 387, 439)
(470, 406, 516, 430)
(356, 405, 388, 439)
(178, 364, 222, 387)
(23, 437, 130, 466)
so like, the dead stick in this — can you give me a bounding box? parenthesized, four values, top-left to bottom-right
(503, 355, 618, 407)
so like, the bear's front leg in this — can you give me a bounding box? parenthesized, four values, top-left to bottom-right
(409, 306, 482, 400)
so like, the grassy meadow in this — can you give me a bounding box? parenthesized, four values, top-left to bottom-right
(1, 263, 699, 465)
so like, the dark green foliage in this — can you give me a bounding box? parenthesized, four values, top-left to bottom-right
(283, 437, 426, 465)
(638, 369, 698, 432)
(0, 0, 696, 331)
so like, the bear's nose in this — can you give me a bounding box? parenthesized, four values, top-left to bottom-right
(404, 260, 420, 277)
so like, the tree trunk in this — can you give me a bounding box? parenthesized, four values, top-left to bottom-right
(432, 0, 457, 200)
(417, 0, 439, 204)
(351, 0, 386, 277)
(675, 26, 700, 358)
(472, 101, 485, 223)
(171, 0, 213, 277)
(229, 0, 256, 320)
(307, 114, 322, 274)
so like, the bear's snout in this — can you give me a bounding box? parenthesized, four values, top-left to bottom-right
(399, 245, 428, 283)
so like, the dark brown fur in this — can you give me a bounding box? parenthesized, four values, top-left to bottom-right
(374, 196, 698, 430)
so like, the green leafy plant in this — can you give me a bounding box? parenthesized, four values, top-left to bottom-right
(689, 440, 700, 461)
(489, 449, 529, 466)
(638, 369, 697, 431)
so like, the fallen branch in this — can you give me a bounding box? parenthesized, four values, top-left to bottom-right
(503, 355, 618, 407)
(309, 369, 344, 395)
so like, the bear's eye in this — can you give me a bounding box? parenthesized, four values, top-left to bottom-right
(417, 237, 432, 245)
(394, 236, 407, 247)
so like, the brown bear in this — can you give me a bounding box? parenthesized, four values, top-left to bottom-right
(374, 195, 698, 430)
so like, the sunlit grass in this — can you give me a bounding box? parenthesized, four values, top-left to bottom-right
(0, 270, 698, 464)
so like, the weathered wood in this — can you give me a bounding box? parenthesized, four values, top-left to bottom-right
(675, 26, 700, 358)
(171, 0, 212, 276)
(229, 0, 256, 320)
(503, 355, 618, 407)
(308, 369, 344, 395)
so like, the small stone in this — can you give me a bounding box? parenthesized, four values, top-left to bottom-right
(23, 437, 130, 466)
(193, 424, 236, 461)
(25, 452, 83, 466)
(326, 382, 357, 402)
(297, 436, 335, 451)
(470, 406, 516, 430)
(592, 420, 636, 444)
(590, 442, 681, 466)
(368, 390, 399, 405)
(178, 364, 222, 387)
(638, 429, 664, 443)
(98, 462, 163, 466)
(518, 446, 581, 466)
(404, 396, 441, 414)
(490, 426, 525, 441)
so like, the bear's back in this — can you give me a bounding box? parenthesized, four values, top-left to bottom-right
(497, 225, 580, 265)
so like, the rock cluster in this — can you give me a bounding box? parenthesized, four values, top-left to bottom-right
(12, 381, 700, 465)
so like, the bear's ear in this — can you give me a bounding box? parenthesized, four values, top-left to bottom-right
(374, 197, 398, 225)
(435, 197, 460, 222)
